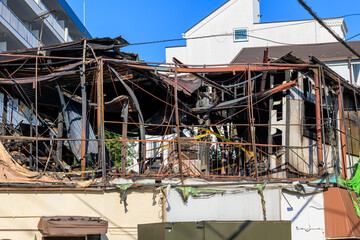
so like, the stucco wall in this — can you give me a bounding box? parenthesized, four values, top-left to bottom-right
(0, 188, 163, 240)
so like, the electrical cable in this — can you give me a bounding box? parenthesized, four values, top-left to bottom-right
(347, 33, 360, 41)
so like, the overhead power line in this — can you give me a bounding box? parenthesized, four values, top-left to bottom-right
(23, 32, 309, 53)
(14, 11, 360, 53)
(347, 33, 360, 41)
(298, 0, 360, 59)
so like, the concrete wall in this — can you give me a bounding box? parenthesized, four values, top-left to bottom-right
(281, 191, 326, 240)
(0, 183, 328, 240)
(165, 185, 326, 240)
(166, 187, 281, 222)
(166, 0, 347, 65)
(0, 188, 163, 240)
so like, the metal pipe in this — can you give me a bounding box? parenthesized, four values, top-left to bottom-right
(1, 93, 7, 137)
(322, 66, 338, 177)
(247, 66, 258, 180)
(56, 109, 63, 167)
(339, 80, 353, 177)
(267, 74, 274, 171)
(174, 64, 185, 186)
(80, 33, 88, 177)
(338, 83, 347, 179)
(348, 58, 354, 85)
(103, 121, 319, 127)
(120, 63, 307, 74)
(318, 68, 329, 182)
(285, 70, 291, 177)
(314, 69, 324, 175)
(35, 56, 39, 172)
(260, 47, 269, 92)
(0, 135, 326, 149)
(97, 58, 104, 180)
(348, 58, 360, 176)
(29, 103, 33, 168)
(109, 67, 146, 172)
(121, 99, 129, 174)
(99, 59, 106, 183)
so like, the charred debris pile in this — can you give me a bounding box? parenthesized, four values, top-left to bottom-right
(0, 37, 358, 185)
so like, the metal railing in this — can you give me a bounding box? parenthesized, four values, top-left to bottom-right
(0, 0, 39, 47)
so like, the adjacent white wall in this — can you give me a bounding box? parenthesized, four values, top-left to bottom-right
(166, 187, 281, 222)
(166, 0, 347, 65)
(326, 60, 360, 86)
(281, 191, 326, 240)
(166, 186, 326, 240)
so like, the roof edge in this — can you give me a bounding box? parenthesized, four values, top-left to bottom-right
(57, 0, 92, 38)
(184, 0, 231, 36)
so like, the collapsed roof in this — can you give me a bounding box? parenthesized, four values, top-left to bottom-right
(0, 37, 357, 188)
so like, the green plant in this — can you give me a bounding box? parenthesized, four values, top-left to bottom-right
(105, 130, 138, 168)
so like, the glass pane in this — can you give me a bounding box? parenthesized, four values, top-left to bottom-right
(234, 29, 247, 40)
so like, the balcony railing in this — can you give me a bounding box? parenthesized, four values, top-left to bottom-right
(0, 0, 39, 48)
(30, 0, 73, 42)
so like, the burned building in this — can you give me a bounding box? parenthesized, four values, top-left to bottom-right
(0, 38, 358, 239)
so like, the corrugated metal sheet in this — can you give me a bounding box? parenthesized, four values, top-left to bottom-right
(324, 187, 360, 239)
(57, 84, 98, 161)
(67, 102, 98, 160)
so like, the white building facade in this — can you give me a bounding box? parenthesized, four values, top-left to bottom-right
(0, 0, 89, 51)
(166, 0, 347, 65)
(0, 0, 89, 128)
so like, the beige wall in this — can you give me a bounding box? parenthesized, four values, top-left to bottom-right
(0, 187, 163, 240)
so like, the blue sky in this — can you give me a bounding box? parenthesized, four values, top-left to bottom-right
(67, 0, 360, 62)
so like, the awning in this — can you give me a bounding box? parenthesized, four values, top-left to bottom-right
(38, 216, 108, 236)
(324, 187, 360, 239)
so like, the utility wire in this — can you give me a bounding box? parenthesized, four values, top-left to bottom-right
(347, 33, 360, 41)
(298, 0, 360, 59)
(339, 13, 360, 18)
(7, 12, 360, 53)
(13, 33, 304, 53)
